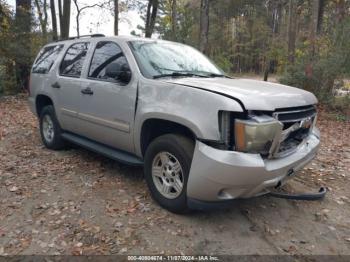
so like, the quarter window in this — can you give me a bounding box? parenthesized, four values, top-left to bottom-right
(32, 45, 63, 74)
(88, 41, 130, 83)
(60, 42, 90, 77)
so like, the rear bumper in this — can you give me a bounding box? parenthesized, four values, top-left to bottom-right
(187, 129, 320, 204)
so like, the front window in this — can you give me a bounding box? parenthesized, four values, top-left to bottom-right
(88, 41, 131, 84)
(129, 40, 224, 79)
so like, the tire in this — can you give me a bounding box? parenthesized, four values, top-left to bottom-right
(39, 105, 66, 150)
(144, 134, 194, 213)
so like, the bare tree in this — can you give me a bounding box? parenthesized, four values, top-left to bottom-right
(34, 0, 48, 37)
(199, 0, 209, 54)
(114, 0, 119, 35)
(72, 0, 106, 37)
(145, 0, 159, 38)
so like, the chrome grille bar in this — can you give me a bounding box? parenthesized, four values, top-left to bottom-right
(273, 106, 316, 123)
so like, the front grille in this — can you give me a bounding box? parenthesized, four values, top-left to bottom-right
(272, 105, 316, 157)
(273, 105, 316, 125)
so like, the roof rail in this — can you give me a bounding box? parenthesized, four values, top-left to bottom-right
(67, 34, 105, 40)
(54, 34, 105, 42)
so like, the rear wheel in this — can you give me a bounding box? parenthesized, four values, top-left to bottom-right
(144, 134, 194, 213)
(39, 105, 66, 150)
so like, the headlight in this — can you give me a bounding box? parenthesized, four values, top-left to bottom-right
(234, 115, 283, 154)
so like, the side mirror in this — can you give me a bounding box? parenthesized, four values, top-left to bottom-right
(105, 62, 121, 79)
(119, 64, 132, 84)
(105, 63, 131, 84)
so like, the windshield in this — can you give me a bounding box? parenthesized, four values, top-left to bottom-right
(129, 40, 224, 79)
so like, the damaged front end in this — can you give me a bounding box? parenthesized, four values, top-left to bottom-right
(230, 105, 318, 159)
(186, 105, 320, 204)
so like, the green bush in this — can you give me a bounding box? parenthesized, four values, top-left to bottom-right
(280, 56, 343, 101)
(212, 53, 232, 74)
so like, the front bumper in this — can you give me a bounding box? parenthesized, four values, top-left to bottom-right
(187, 130, 320, 204)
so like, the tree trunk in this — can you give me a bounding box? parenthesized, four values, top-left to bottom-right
(306, 0, 321, 79)
(171, 0, 177, 40)
(145, 0, 158, 38)
(199, 0, 209, 54)
(76, 12, 79, 37)
(34, 0, 48, 38)
(59, 0, 71, 39)
(317, 0, 325, 34)
(15, 0, 31, 33)
(310, 0, 321, 61)
(50, 0, 58, 40)
(263, 63, 269, 81)
(310, 0, 320, 39)
(264, 2, 280, 81)
(114, 0, 119, 35)
(287, 0, 297, 64)
(15, 0, 32, 91)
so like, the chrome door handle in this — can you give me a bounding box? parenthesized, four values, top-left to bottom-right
(81, 88, 94, 95)
(51, 82, 61, 89)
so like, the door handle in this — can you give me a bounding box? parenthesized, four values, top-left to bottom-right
(81, 87, 94, 95)
(51, 82, 61, 89)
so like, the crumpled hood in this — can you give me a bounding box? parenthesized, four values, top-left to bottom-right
(165, 78, 318, 111)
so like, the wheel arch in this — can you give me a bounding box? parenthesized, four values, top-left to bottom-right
(36, 94, 54, 117)
(140, 118, 197, 157)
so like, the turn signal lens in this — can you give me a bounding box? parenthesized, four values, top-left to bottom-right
(234, 121, 246, 151)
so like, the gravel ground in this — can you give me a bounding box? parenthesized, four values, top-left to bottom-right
(0, 95, 349, 256)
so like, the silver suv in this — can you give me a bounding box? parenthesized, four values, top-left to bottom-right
(29, 35, 320, 213)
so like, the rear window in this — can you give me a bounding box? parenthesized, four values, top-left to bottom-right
(32, 45, 63, 74)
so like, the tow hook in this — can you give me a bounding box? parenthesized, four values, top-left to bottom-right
(268, 187, 327, 201)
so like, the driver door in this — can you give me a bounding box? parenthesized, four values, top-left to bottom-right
(77, 41, 137, 153)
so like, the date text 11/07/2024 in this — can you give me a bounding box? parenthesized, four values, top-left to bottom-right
(127, 255, 220, 261)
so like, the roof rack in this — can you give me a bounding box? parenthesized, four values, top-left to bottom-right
(67, 34, 105, 40)
(55, 34, 105, 42)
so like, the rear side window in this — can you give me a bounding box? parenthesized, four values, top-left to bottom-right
(88, 41, 129, 81)
(59, 42, 90, 77)
(32, 45, 63, 74)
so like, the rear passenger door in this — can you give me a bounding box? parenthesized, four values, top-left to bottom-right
(55, 42, 90, 133)
(77, 41, 137, 153)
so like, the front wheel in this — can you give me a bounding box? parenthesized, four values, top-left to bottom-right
(144, 134, 194, 213)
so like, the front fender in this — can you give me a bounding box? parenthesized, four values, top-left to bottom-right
(133, 79, 243, 157)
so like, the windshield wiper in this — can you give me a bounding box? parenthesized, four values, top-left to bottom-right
(208, 73, 227, 78)
(198, 72, 231, 78)
(153, 72, 209, 79)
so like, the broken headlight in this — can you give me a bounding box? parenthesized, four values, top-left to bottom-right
(234, 115, 283, 154)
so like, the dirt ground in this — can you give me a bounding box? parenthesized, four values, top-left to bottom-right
(0, 95, 349, 256)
